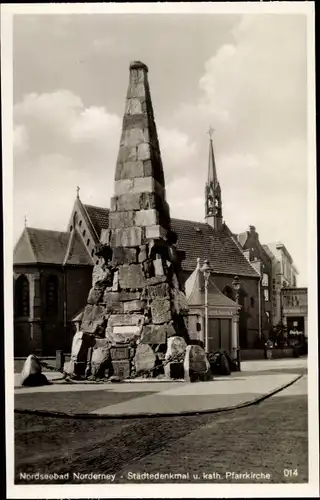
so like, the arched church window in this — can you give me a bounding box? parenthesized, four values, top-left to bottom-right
(15, 275, 29, 317)
(87, 238, 90, 246)
(46, 275, 58, 317)
(82, 229, 86, 237)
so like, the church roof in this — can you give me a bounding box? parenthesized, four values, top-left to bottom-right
(14, 227, 92, 266)
(14, 227, 70, 265)
(185, 259, 240, 309)
(63, 229, 93, 266)
(171, 218, 259, 277)
(83, 204, 109, 238)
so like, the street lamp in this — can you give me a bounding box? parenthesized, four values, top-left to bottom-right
(200, 259, 211, 353)
(232, 275, 241, 371)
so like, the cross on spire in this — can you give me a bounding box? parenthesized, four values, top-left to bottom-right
(76, 186, 80, 199)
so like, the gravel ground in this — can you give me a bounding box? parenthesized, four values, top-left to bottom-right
(15, 382, 307, 484)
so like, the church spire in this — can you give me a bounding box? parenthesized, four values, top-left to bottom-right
(205, 128, 223, 230)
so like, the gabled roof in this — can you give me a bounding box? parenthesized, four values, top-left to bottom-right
(63, 229, 93, 266)
(14, 227, 93, 266)
(84, 204, 109, 238)
(171, 219, 259, 277)
(186, 258, 240, 309)
(14, 227, 70, 265)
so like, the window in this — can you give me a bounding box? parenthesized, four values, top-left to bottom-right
(91, 249, 95, 257)
(264, 289, 269, 302)
(250, 297, 255, 308)
(86, 238, 90, 246)
(79, 220, 82, 227)
(46, 275, 58, 316)
(262, 273, 269, 286)
(15, 275, 29, 317)
(82, 229, 86, 237)
(69, 225, 73, 232)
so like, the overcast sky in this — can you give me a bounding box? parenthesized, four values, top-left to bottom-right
(12, 11, 310, 285)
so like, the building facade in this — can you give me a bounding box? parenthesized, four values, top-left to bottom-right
(263, 242, 299, 327)
(236, 225, 273, 339)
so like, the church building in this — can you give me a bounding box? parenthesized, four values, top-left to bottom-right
(13, 64, 262, 357)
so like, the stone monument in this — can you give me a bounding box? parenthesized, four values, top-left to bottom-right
(77, 61, 189, 379)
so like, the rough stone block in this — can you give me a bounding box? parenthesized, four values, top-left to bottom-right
(135, 209, 158, 227)
(91, 346, 111, 378)
(119, 290, 141, 301)
(111, 247, 138, 266)
(20, 355, 49, 387)
(125, 98, 143, 115)
(108, 211, 135, 229)
(110, 227, 143, 247)
(147, 282, 170, 300)
(151, 298, 172, 324)
(145, 225, 167, 240)
(119, 264, 146, 289)
(108, 314, 144, 327)
(113, 193, 141, 212)
(102, 291, 124, 313)
(123, 113, 148, 131)
(92, 263, 113, 287)
(143, 159, 152, 177)
(100, 229, 112, 244)
(115, 161, 144, 180)
(124, 300, 145, 313)
(127, 82, 146, 99)
(184, 344, 211, 382)
(137, 143, 151, 161)
(114, 178, 134, 196)
(112, 360, 131, 379)
(138, 244, 148, 263)
(134, 344, 156, 374)
(87, 287, 104, 305)
(140, 324, 167, 344)
(110, 346, 130, 360)
(146, 275, 167, 286)
(81, 305, 109, 334)
(165, 335, 187, 362)
(121, 129, 146, 148)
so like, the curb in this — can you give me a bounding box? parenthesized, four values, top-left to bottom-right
(14, 374, 303, 420)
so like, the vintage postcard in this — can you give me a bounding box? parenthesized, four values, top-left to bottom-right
(2, 2, 318, 498)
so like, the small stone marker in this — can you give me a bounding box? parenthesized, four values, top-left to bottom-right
(91, 346, 111, 378)
(134, 343, 156, 374)
(20, 354, 49, 387)
(164, 335, 187, 379)
(184, 344, 211, 382)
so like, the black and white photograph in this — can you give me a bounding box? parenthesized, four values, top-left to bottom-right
(2, 2, 318, 498)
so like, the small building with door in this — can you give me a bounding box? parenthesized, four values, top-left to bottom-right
(185, 259, 241, 356)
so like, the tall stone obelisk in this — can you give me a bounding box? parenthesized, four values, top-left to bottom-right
(80, 61, 188, 378)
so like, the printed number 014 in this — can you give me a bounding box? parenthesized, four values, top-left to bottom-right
(284, 469, 298, 477)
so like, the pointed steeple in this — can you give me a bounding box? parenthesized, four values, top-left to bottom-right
(205, 129, 223, 230)
(110, 60, 171, 243)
